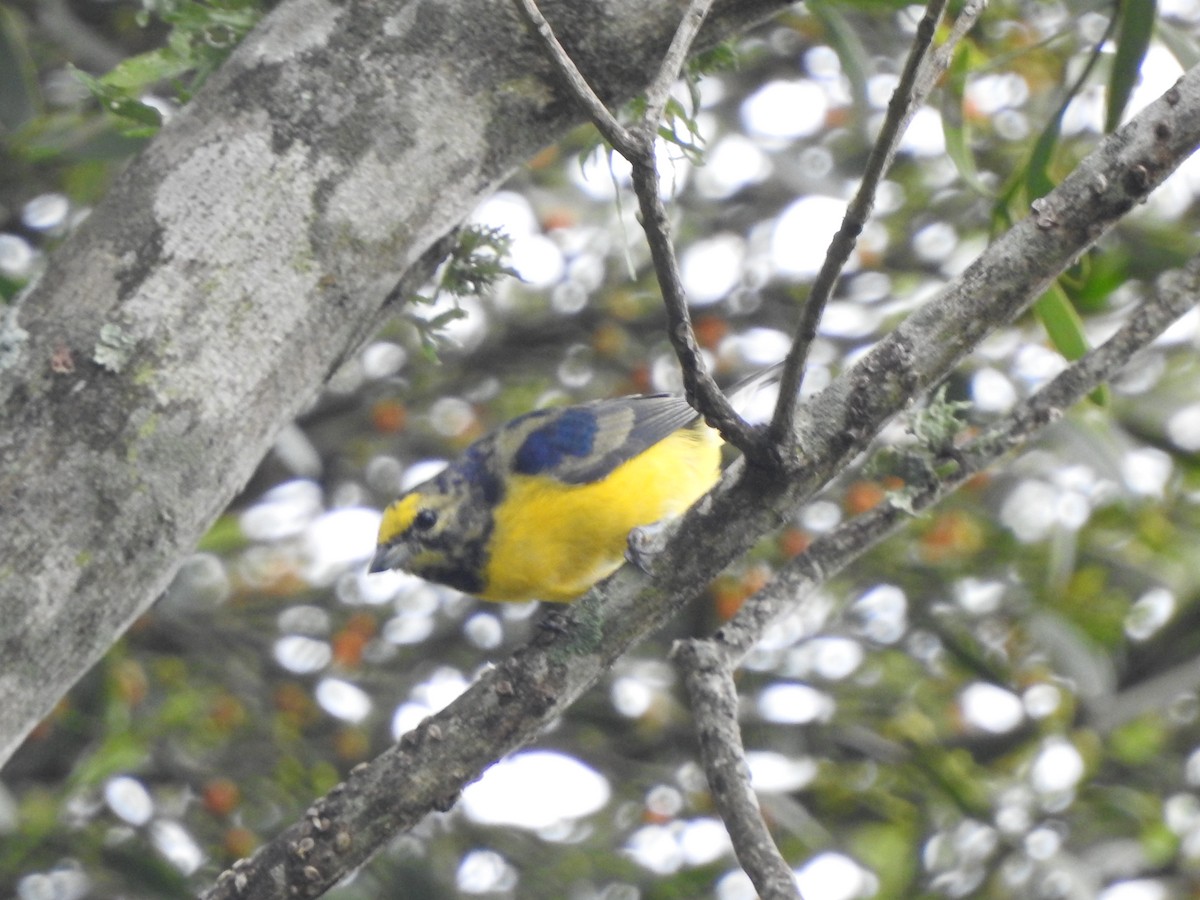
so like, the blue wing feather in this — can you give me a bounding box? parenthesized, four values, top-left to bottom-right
(508, 394, 700, 485)
(514, 407, 599, 475)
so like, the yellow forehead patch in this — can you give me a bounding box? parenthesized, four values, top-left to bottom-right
(378, 494, 421, 546)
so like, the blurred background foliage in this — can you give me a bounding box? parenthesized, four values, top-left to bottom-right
(3, 1, 1200, 898)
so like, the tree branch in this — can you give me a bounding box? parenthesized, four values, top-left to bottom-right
(721, 257, 1200, 661)
(768, 0, 970, 448)
(513, 0, 762, 455)
(509, 0, 634, 155)
(667, 258, 1196, 895)
(200, 64, 1200, 899)
(640, 0, 717, 142)
(674, 640, 803, 900)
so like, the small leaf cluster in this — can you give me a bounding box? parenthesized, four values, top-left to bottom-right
(408, 224, 517, 359)
(74, 0, 264, 137)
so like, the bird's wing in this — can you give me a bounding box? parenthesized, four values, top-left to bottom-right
(501, 394, 703, 486)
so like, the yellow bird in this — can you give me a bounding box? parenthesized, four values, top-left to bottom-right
(369, 392, 722, 602)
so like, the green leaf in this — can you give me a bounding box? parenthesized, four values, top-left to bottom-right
(687, 41, 738, 79)
(808, 0, 871, 123)
(1024, 105, 1065, 203)
(425, 308, 469, 330)
(1106, 0, 1157, 133)
(196, 513, 246, 554)
(1034, 280, 1110, 406)
(1019, 13, 1117, 203)
(1059, 248, 1130, 312)
(1035, 281, 1088, 361)
(439, 224, 517, 296)
(941, 42, 992, 196)
(99, 47, 195, 92)
(1109, 715, 1167, 765)
(66, 730, 148, 791)
(71, 67, 164, 135)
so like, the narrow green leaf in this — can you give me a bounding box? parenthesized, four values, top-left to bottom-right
(1035, 280, 1089, 361)
(1022, 13, 1117, 202)
(1106, 0, 1157, 133)
(71, 65, 164, 134)
(941, 43, 992, 196)
(1034, 280, 1110, 406)
(1024, 107, 1065, 202)
(808, 0, 871, 123)
(425, 308, 468, 331)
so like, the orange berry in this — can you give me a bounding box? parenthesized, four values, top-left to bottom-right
(694, 314, 729, 350)
(712, 579, 749, 621)
(370, 399, 407, 434)
(627, 363, 652, 394)
(273, 682, 316, 727)
(203, 777, 241, 817)
(332, 630, 368, 669)
(919, 510, 985, 563)
(208, 693, 247, 732)
(541, 208, 577, 231)
(112, 659, 148, 707)
(591, 322, 630, 359)
(528, 145, 559, 170)
(344, 612, 377, 638)
(712, 566, 770, 621)
(844, 480, 886, 515)
(643, 806, 673, 825)
(779, 527, 810, 558)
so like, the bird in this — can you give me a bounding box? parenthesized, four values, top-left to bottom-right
(368, 388, 729, 602)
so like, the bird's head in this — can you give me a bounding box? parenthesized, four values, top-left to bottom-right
(369, 459, 497, 595)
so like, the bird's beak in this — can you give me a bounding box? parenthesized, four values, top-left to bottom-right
(368, 543, 408, 574)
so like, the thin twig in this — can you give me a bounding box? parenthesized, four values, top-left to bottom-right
(674, 640, 803, 900)
(926, 0, 989, 92)
(510, 0, 636, 156)
(629, 0, 770, 457)
(640, 0, 719, 139)
(630, 163, 765, 453)
(724, 260, 1200, 660)
(1088, 652, 1200, 735)
(513, 0, 763, 456)
(767, 0, 979, 449)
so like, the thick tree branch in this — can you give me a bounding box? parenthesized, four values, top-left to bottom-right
(202, 65, 1200, 900)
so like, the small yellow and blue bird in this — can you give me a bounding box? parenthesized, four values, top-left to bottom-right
(368, 390, 727, 602)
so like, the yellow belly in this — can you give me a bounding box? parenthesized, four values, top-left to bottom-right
(480, 424, 721, 602)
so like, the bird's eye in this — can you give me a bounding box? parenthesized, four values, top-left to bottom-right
(412, 509, 438, 532)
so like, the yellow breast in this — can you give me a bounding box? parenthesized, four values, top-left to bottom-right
(480, 424, 722, 602)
